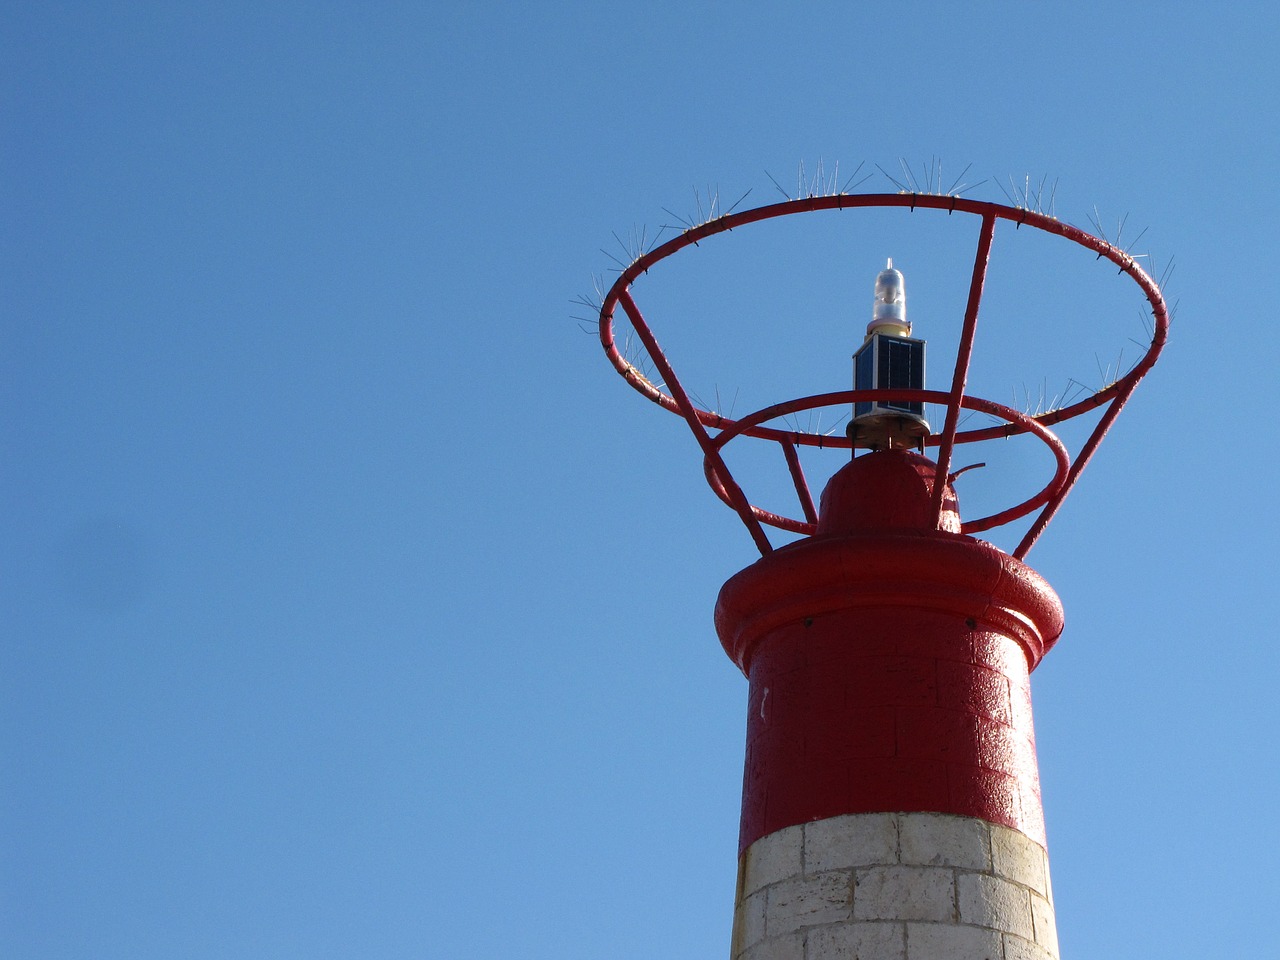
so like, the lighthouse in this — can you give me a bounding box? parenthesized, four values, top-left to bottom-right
(595, 192, 1167, 960)
(720, 263, 1062, 960)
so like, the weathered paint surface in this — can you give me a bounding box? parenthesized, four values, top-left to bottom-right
(731, 812, 1059, 960)
(715, 452, 1064, 851)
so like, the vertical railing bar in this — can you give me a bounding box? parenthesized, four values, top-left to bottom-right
(1014, 386, 1134, 560)
(780, 441, 819, 524)
(618, 288, 773, 555)
(930, 213, 997, 526)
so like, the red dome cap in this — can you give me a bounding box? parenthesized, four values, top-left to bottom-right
(817, 450, 960, 536)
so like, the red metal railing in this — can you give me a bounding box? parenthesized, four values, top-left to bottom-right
(598, 194, 1168, 560)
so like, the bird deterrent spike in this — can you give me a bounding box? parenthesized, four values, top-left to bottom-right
(765, 170, 791, 200)
(946, 163, 973, 196)
(876, 163, 909, 192)
(724, 188, 753, 216)
(840, 160, 871, 193)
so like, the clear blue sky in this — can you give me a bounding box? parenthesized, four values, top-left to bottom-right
(4, 3, 1276, 958)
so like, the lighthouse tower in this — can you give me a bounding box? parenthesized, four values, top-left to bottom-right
(595, 192, 1167, 960)
(719, 264, 1062, 960)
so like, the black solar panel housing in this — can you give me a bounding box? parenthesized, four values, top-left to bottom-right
(853, 334, 925, 418)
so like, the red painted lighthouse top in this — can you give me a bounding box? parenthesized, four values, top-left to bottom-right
(715, 448, 1065, 846)
(817, 451, 961, 537)
(596, 192, 1168, 560)
(716, 449, 1065, 680)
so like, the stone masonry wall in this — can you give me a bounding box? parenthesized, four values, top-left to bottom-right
(731, 811, 1058, 960)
